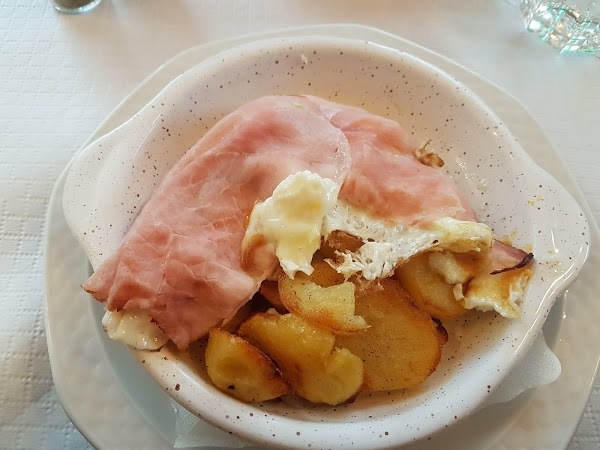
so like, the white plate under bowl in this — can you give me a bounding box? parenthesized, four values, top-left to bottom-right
(49, 29, 585, 448)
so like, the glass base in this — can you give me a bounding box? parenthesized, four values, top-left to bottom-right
(52, 0, 103, 14)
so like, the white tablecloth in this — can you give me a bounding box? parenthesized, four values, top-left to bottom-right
(0, 1, 598, 449)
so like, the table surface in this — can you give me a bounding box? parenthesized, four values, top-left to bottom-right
(0, 1, 598, 449)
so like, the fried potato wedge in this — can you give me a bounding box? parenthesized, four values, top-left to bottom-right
(205, 328, 290, 403)
(308, 258, 345, 287)
(279, 268, 368, 334)
(395, 252, 468, 320)
(427, 251, 482, 285)
(337, 278, 445, 391)
(239, 312, 364, 405)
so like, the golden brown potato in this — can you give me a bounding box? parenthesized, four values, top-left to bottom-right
(259, 259, 345, 314)
(239, 312, 364, 405)
(205, 328, 290, 403)
(395, 252, 468, 320)
(279, 269, 368, 334)
(307, 258, 346, 287)
(427, 251, 482, 285)
(337, 278, 445, 391)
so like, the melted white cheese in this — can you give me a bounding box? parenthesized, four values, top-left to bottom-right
(102, 310, 168, 350)
(426, 250, 529, 317)
(244, 171, 339, 278)
(462, 271, 530, 318)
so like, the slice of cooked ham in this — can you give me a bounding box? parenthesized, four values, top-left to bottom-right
(305, 96, 476, 224)
(83, 96, 351, 349)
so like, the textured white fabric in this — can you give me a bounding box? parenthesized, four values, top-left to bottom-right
(483, 333, 561, 406)
(0, 1, 597, 449)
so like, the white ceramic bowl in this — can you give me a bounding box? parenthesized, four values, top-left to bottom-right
(63, 36, 590, 449)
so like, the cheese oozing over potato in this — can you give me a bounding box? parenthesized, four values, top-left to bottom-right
(464, 276, 528, 318)
(426, 251, 531, 318)
(244, 170, 339, 278)
(461, 269, 531, 318)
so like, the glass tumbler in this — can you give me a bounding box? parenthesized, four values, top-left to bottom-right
(517, 0, 600, 54)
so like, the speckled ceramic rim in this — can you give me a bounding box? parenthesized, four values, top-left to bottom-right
(63, 35, 590, 449)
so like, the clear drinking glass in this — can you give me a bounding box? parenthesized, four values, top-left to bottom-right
(516, 0, 600, 54)
(52, 0, 103, 14)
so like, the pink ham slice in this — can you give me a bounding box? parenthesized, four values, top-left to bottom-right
(489, 240, 534, 274)
(305, 96, 476, 224)
(83, 96, 351, 349)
